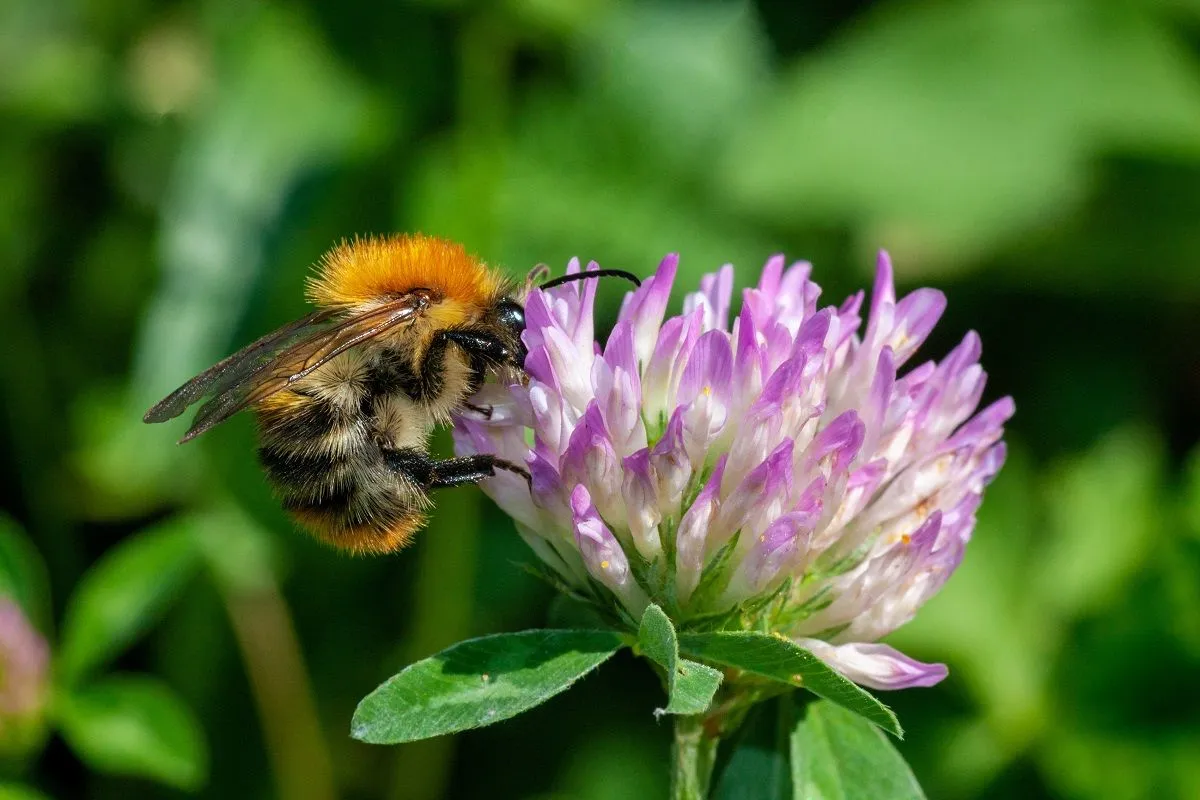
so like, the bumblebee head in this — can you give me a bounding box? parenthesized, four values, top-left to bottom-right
(492, 297, 528, 365)
(490, 269, 641, 369)
(494, 297, 525, 335)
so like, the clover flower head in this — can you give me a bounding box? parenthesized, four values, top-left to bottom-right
(455, 251, 1012, 691)
(0, 599, 48, 735)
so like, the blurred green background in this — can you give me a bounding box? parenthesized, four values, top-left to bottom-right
(2, 0, 1200, 797)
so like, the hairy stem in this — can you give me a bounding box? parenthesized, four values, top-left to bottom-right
(671, 714, 720, 800)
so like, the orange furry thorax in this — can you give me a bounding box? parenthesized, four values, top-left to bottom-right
(306, 233, 508, 311)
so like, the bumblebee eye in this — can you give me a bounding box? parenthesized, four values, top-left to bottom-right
(495, 299, 525, 333)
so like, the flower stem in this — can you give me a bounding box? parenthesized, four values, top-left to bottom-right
(671, 715, 720, 800)
(222, 581, 336, 800)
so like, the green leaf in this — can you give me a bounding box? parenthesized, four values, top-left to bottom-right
(678, 631, 901, 738)
(410, 88, 779, 301)
(638, 604, 723, 716)
(580, 1, 769, 173)
(0, 785, 53, 800)
(352, 629, 625, 744)
(58, 520, 201, 684)
(1037, 427, 1161, 617)
(1185, 443, 1200, 540)
(547, 593, 611, 630)
(0, 514, 50, 631)
(712, 697, 792, 800)
(719, 0, 1200, 262)
(55, 675, 208, 790)
(78, 2, 392, 514)
(791, 700, 925, 800)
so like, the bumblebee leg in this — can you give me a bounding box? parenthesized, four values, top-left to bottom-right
(429, 456, 531, 489)
(384, 449, 531, 490)
(440, 329, 514, 366)
(464, 403, 494, 419)
(409, 327, 520, 401)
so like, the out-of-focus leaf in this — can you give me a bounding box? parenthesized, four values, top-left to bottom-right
(1036, 427, 1161, 617)
(578, 1, 769, 172)
(555, 731, 668, 800)
(138, 4, 392, 404)
(1040, 724, 1200, 800)
(188, 506, 280, 594)
(0, 7, 109, 123)
(712, 698, 791, 800)
(56, 675, 207, 790)
(638, 604, 723, 716)
(58, 520, 201, 684)
(0, 785, 53, 800)
(507, 0, 611, 37)
(77, 3, 392, 512)
(1183, 444, 1200, 540)
(0, 140, 41, 299)
(352, 630, 625, 744)
(720, 0, 1200, 264)
(548, 593, 611, 630)
(791, 700, 925, 800)
(0, 514, 50, 632)
(124, 22, 210, 118)
(678, 631, 901, 738)
(408, 90, 780, 302)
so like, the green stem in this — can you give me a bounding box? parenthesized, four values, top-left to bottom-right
(222, 581, 337, 800)
(671, 715, 720, 800)
(386, 473, 482, 800)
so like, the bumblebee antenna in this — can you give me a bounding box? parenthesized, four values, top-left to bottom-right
(540, 269, 641, 290)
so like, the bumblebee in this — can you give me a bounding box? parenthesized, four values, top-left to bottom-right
(145, 234, 638, 554)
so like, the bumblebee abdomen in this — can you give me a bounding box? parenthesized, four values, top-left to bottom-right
(278, 473, 428, 555)
(256, 379, 431, 554)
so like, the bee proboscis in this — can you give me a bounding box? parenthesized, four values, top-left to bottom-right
(145, 234, 638, 554)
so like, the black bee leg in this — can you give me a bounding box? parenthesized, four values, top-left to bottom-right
(405, 328, 517, 402)
(465, 403, 494, 419)
(411, 328, 523, 401)
(487, 457, 533, 491)
(441, 329, 526, 384)
(384, 449, 531, 491)
(429, 455, 531, 490)
(441, 329, 514, 365)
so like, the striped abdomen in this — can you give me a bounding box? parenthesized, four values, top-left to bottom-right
(254, 347, 450, 554)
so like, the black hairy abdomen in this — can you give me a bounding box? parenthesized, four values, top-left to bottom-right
(252, 334, 492, 547)
(255, 384, 423, 540)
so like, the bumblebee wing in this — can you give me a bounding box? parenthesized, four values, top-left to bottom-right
(145, 296, 426, 443)
(143, 309, 341, 425)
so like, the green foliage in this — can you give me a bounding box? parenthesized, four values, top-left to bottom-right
(55, 675, 208, 791)
(0, 786, 53, 800)
(638, 604, 723, 716)
(0, 514, 50, 631)
(58, 522, 201, 684)
(1038, 428, 1162, 615)
(721, 0, 1200, 260)
(792, 700, 925, 800)
(352, 630, 625, 744)
(711, 699, 791, 800)
(679, 632, 901, 738)
(708, 695, 925, 800)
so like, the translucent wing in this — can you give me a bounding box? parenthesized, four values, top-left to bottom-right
(144, 294, 429, 443)
(143, 309, 340, 424)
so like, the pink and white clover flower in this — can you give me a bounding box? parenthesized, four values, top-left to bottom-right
(454, 252, 1012, 692)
